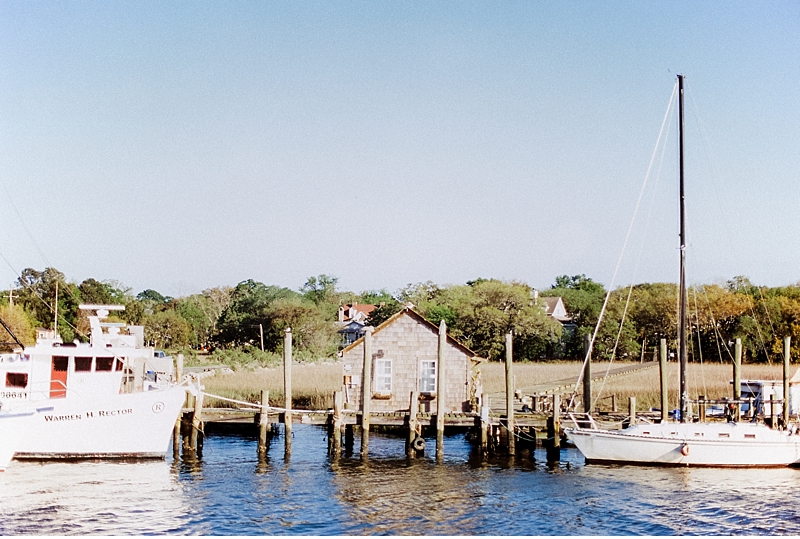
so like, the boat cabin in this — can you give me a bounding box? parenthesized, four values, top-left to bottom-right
(0, 304, 174, 409)
(739, 373, 800, 417)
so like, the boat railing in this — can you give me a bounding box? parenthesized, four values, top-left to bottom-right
(567, 412, 599, 430)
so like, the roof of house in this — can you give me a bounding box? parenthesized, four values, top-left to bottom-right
(339, 306, 482, 360)
(542, 296, 573, 323)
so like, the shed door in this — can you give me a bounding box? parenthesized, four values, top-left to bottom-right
(50, 356, 68, 398)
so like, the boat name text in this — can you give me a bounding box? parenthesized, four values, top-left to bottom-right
(44, 408, 133, 422)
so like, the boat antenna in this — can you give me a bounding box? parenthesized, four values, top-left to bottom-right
(678, 74, 688, 422)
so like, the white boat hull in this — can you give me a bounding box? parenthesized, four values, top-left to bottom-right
(12, 386, 186, 459)
(566, 422, 800, 467)
(0, 411, 35, 470)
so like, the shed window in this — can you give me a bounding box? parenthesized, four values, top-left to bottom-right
(375, 359, 392, 392)
(75, 357, 93, 372)
(420, 360, 436, 393)
(6, 372, 28, 388)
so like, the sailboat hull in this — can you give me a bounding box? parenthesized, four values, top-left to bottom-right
(567, 422, 800, 467)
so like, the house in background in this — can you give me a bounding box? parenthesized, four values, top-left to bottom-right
(537, 293, 577, 358)
(336, 303, 377, 346)
(339, 307, 483, 413)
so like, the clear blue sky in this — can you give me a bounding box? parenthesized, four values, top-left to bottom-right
(1, 2, 798, 298)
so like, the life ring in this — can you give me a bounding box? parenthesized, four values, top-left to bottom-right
(680, 443, 690, 456)
(412, 436, 425, 452)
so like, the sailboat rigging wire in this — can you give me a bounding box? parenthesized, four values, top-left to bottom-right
(591, 91, 677, 410)
(568, 81, 679, 410)
(691, 286, 708, 398)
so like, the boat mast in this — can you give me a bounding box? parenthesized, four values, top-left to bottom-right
(678, 74, 688, 422)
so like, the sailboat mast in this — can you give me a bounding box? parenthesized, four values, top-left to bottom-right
(678, 74, 688, 422)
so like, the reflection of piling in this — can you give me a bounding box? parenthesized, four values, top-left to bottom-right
(546, 393, 560, 462)
(659, 339, 668, 422)
(284, 328, 292, 456)
(504, 331, 515, 455)
(258, 389, 270, 456)
(361, 327, 373, 456)
(436, 321, 446, 460)
(733, 338, 742, 421)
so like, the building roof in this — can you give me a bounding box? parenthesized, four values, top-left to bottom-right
(339, 306, 482, 360)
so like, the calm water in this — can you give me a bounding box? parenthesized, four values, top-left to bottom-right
(2, 425, 800, 535)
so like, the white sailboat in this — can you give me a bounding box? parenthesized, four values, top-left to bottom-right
(566, 75, 800, 467)
(0, 304, 187, 459)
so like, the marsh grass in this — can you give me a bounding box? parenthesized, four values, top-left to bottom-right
(201, 359, 789, 412)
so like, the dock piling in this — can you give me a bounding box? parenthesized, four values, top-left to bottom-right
(258, 389, 270, 456)
(546, 393, 560, 462)
(505, 331, 515, 455)
(734, 338, 742, 421)
(784, 336, 791, 428)
(284, 328, 293, 456)
(659, 338, 668, 423)
(407, 390, 420, 457)
(361, 327, 373, 456)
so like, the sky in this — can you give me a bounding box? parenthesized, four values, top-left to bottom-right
(0, 2, 798, 299)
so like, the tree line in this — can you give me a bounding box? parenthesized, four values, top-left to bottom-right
(0, 268, 797, 364)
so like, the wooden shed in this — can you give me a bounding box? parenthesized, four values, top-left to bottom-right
(339, 307, 483, 413)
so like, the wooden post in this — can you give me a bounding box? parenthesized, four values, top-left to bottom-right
(189, 388, 204, 452)
(659, 338, 668, 422)
(434, 320, 447, 459)
(734, 338, 742, 422)
(628, 396, 636, 426)
(505, 331, 515, 455)
(784, 336, 791, 427)
(284, 327, 292, 455)
(546, 393, 560, 462)
(258, 389, 270, 456)
(361, 326, 373, 456)
(611, 394, 617, 413)
(480, 395, 490, 455)
(583, 333, 592, 415)
(698, 395, 706, 422)
(173, 353, 184, 459)
(330, 390, 343, 457)
(407, 390, 419, 457)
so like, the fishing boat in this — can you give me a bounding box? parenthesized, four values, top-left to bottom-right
(0, 410, 36, 470)
(565, 75, 800, 467)
(0, 304, 187, 459)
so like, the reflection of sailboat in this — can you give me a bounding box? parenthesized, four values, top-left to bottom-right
(566, 75, 800, 467)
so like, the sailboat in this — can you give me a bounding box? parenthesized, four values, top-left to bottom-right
(565, 75, 800, 467)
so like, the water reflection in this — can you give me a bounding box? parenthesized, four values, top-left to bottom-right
(2, 428, 800, 535)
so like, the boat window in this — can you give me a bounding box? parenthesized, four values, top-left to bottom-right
(642, 431, 650, 435)
(6, 372, 28, 388)
(115, 358, 126, 371)
(96, 357, 114, 371)
(53, 356, 68, 372)
(75, 357, 93, 372)
(745, 434, 756, 439)
(718, 433, 730, 438)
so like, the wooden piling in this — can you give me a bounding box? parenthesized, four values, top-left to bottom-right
(361, 326, 373, 455)
(189, 388, 204, 452)
(734, 338, 742, 422)
(330, 390, 343, 457)
(628, 396, 636, 426)
(258, 389, 270, 456)
(659, 338, 668, 422)
(407, 390, 419, 457)
(546, 393, 560, 462)
(173, 353, 184, 459)
(436, 320, 447, 460)
(698, 395, 706, 422)
(284, 328, 292, 455)
(479, 394, 489, 455)
(505, 331, 515, 456)
(784, 336, 791, 427)
(583, 334, 592, 415)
